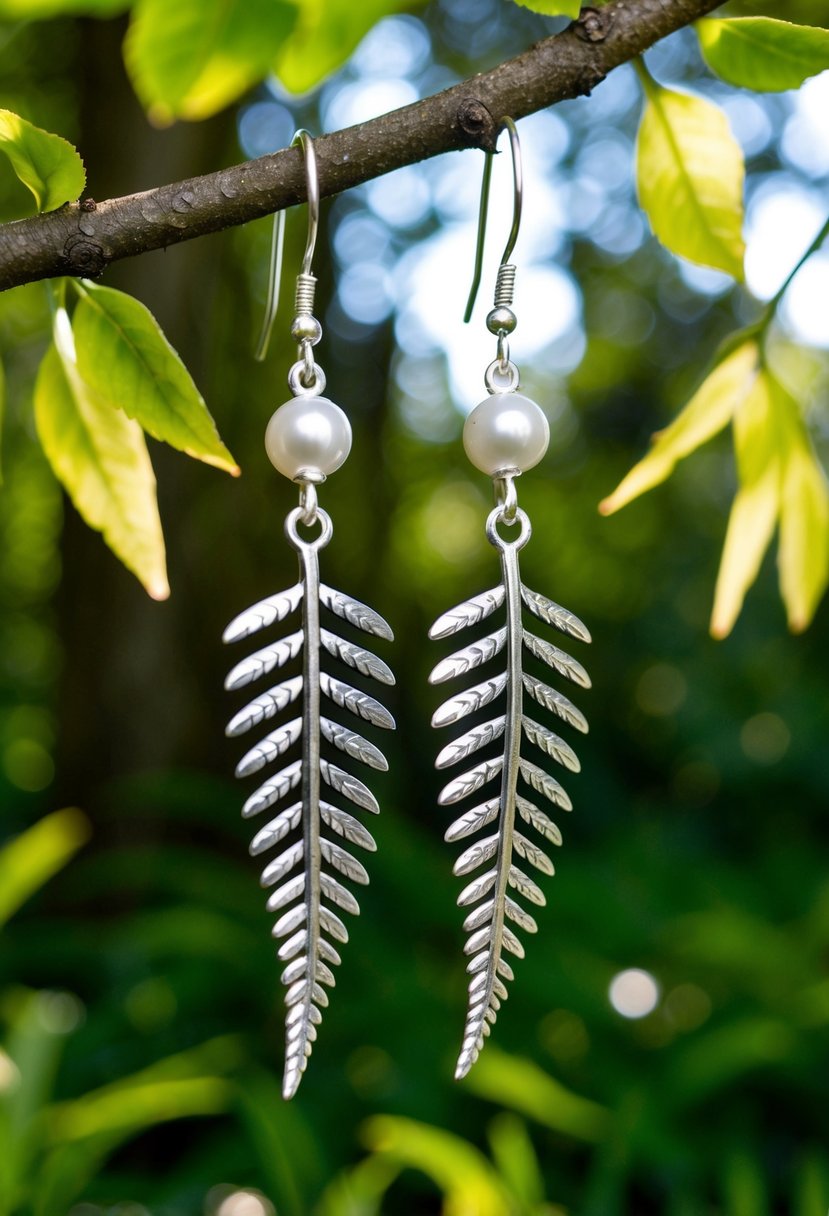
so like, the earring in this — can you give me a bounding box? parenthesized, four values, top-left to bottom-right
(223, 131, 395, 1100)
(429, 119, 591, 1080)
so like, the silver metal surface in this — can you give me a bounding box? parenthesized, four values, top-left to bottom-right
(255, 203, 286, 362)
(484, 358, 520, 394)
(496, 331, 510, 370)
(288, 359, 327, 397)
(494, 474, 518, 524)
(255, 128, 322, 372)
(298, 482, 319, 526)
(225, 505, 395, 1099)
(429, 504, 590, 1080)
(464, 117, 523, 323)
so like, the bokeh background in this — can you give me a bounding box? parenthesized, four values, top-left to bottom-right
(1, 1, 829, 1213)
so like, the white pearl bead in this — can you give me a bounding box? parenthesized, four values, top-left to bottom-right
(265, 396, 352, 481)
(463, 392, 549, 476)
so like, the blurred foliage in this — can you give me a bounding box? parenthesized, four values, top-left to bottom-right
(0, 0, 828, 1214)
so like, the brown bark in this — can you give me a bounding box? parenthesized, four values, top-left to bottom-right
(0, 0, 722, 292)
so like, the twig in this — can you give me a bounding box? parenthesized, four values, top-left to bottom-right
(0, 0, 722, 292)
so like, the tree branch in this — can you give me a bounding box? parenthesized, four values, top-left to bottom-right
(0, 0, 721, 293)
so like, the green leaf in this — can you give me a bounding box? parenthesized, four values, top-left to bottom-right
(236, 1071, 322, 1216)
(486, 1113, 545, 1209)
(776, 396, 829, 632)
(600, 340, 758, 515)
(274, 0, 420, 95)
(47, 1077, 233, 1144)
(0, 810, 90, 930)
(35, 1038, 242, 1216)
(723, 1151, 771, 1216)
(510, 0, 581, 17)
(0, 354, 5, 484)
(794, 1153, 829, 1216)
(317, 1156, 401, 1216)
(635, 75, 745, 279)
(362, 1116, 512, 1216)
(710, 370, 782, 638)
(725, 0, 829, 27)
(0, 989, 79, 1211)
(708, 369, 828, 637)
(34, 333, 169, 600)
(697, 17, 829, 92)
(461, 1047, 610, 1142)
(0, 109, 85, 213)
(73, 282, 238, 474)
(124, 0, 296, 124)
(0, 0, 126, 16)
(669, 1016, 794, 1102)
(35, 1082, 233, 1216)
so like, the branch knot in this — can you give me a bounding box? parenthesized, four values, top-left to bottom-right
(576, 6, 613, 42)
(63, 233, 107, 277)
(456, 99, 497, 151)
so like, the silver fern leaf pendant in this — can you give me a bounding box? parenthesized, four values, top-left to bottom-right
(430, 505, 590, 1079)
(227, 128, 397, 1097)
(225, 507, 395, 1098)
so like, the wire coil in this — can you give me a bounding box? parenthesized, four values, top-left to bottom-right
(494, 264, 516, 309)
(295, 272, 317, 316)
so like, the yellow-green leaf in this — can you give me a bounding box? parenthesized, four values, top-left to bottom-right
(510, 0, 581, 17)
(0, 0, 126, 14)
(73, 282, 238, 474)
(124, 0, 296, 124)
(0, 809, 90, 929)
(48, 1077, 233, 1142)
(727, 0, 829, 24)
(776, 399, 829, 632)
(487, 1113, 545, 1208)
(600, 340, 758, 515)
(0, 354, 5, 483)
(0, 109, 85, 213)
(710, 371, 782, 638)
(697, 17, 829, 92)
(711, 480, 778, 638)
(461, 1048, 610, 1142)
(34, 340, 169, 600)
(363, 1116, 511, 1216)
(636, 79, 745, 279)
(274, 0, 419, 95)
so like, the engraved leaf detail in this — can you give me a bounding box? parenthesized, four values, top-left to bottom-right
(521, 586, 591, 643)
(223, 583, 303, 644)
(430, 566, 589, 1080)
(429, 586, 505, 640)
(226, 575, 394, 1099)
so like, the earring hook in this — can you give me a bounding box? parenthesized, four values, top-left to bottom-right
(256, 129, 320, 361)
(463, 117, 523, 324)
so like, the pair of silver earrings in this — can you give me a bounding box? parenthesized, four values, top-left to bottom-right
(223, 123, 591, 1100)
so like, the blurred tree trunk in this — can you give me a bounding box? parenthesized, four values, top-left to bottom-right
(53, 16, 235, 806)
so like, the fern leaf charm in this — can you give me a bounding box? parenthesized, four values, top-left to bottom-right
(226, 129, 398, 1098)
(430, 504, 590, 1079)
(430, 110, 592, 1078)
(225, 506, 395, 1098)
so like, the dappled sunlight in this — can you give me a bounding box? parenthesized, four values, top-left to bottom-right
(609, 968, 661, 1019)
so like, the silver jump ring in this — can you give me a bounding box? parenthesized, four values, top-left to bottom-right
(289, 359, 327, 397)
(298, 481, 318, 525)
(494, 472, 519, 523)
(285, 505, 333, 551)
(301, 339, 315, 382)
(496, 331, 510, 369)
(485, 358, 520, 394)
(485, 505, 531, 551)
